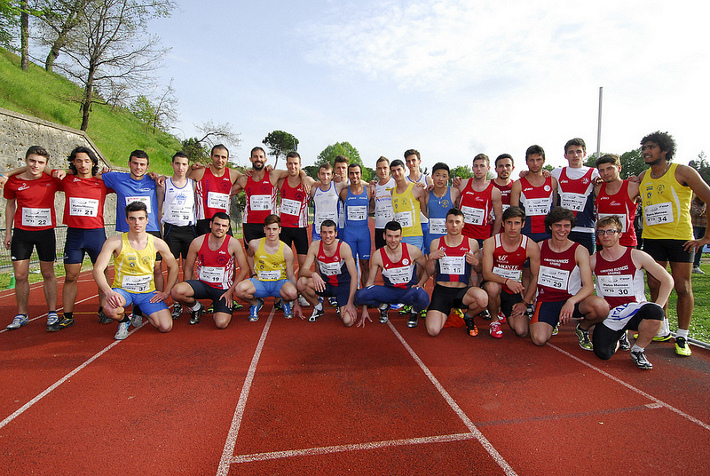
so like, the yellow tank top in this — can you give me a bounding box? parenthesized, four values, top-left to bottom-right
(254, 239, 287, 281)
(640, 163, 693, 240)
(392, 183, 423, 237)
(113, 233, 156, 293)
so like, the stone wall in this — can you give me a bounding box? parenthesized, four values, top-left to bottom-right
(0, 107, 118, 227)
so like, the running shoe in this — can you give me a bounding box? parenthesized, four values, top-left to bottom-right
(129, 311, 143, 328)
(526, 304, 535, 318)
(6, 314, 28, 330)
(249, 299, 264, 322)
(232, 301, 243, 311)
(171, 302, 183, 320)
(46, 311, 59, 330)
(98, 308, 112, 324)
(114, 320, 130, 340)
(298, 295, 310, 307)
(274, 299, 283, 311)
(47, 315, 74, 332)
(479, 309, 492, 320)
(652, 333, 673, 342)
(283, 301, 293, 319)
(489, 321, 503, 339)
(379, 304, 391, 323)
(308, 307, 324, 322)
(452, 308, 464, 320)
(618, 332, 631, 351)
(675, 336, 692, 357)
(419, 309, 427, 319)
(575, 323, 593, 351)
(464, 315, 478, 337)
(497, 310, 507, 325)
(692, 266, 705, 274)
(189, 302, 204, 325)
(630, 349, 653, 369)
(551, 323, 559, 336)
(390, 303, 403, 310)
(407, 312, 418, 328)
(398, 304, 412, 315)
(328, 297, 338, 308)
(205, 304, 214, 314)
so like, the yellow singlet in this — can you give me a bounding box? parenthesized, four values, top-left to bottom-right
(392, 183, 423, 237)
(112, 233, 156, 293)
(640, 163, 693, 240)
(254, 239, 287, 281)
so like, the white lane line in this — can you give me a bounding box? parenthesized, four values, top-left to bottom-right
(0, 293, 99, 334)
(547, 343, 710, 431)
(388, 323, 518, 476)
(0, 322, 143, 430)
(231, 432, 476, 464)
(216, 307, 276, 476)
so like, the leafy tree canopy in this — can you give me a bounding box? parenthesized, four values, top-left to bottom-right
(262, 130, 298, 168)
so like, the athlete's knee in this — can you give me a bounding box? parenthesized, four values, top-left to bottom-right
(674, 278, 692, 296)
(594, 345, 614, 360)
(640, 302, 665, 321)
(281, 284, 298, 301)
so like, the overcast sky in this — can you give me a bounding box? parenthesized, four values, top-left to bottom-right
(146, 0, 709, 172)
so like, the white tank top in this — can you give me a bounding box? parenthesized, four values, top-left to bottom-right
(313, 182, 340, 235)
(162, 178, 196, 226)
(374, 178, 395, 228)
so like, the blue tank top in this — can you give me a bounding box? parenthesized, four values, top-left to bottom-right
(427, 187, 454, 242)
(344, 186, 369, 228)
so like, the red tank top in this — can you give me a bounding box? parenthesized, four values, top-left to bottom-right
(594, 247, 645, 308)
(244, 170, 277, 224)
(492, 234, 529, 294)
(381, 245, 417, 289)
(316, 241, 351, 286)
(279, 178, 309, 228)
(520, 176, 554, 235)
(434, 236, 472, 285)
(460, 181, 494, 239)
(596, 181, 637, 247)
(195, 167, 233, 220)
(60, 176, 109, 229)
(492, 180, 513, 207)
(194, 235, 235, 290)
(537, 241, 581, 302)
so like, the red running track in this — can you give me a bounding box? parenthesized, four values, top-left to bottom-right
(1, 269, 709, 475)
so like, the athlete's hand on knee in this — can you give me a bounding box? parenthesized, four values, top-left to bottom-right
(150, 291, 169, 303)
(106, 290, 123, 308)
(312, 274, 326, 293)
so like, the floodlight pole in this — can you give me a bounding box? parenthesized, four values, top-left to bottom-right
(596, 87, 603, 158)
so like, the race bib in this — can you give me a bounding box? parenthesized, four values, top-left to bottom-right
(199, 266, 226, 285)
(492, 266, 522, 282)
(429, 218, 447, 235)
(122, 274, 152, 293)
(257, 270, 281, 281)
(560, 192, 586, 212)
(440, 255, 465, 275)
(395, 211, 413, 228)
(21, 208, 51, 227)
(250, 194, 272, 211)
(69, 198, 99, 217)
(598, 213, 628, 232)
(525, 197, 551, 216)
(207, 191, 229, 211)
(168, 206, 192, 223)
(280, 198, 301, 216)
(538, 265, 570, 290)
(125, 196, 151, 208)
(383, 265, 413, 284)
(644, 202, 673, 226)
(347, 205, 367, 221)
(597, 275, 633, 296)
(461, 206, 485, 225)
(318, 260, 341, 276)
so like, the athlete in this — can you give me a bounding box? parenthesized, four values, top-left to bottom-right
(189, 144, 242, 236)
(426, 162, 460, 251)
(371, 156, 396, 250)
(170, 212, 248, 328)
(93, 201, 178, 340)
(233, 214, 298, 321)
(481, 206, 540, 339)
(531, 207, 608, 348)
(456, 153, 503, 248)
(333, 155, 349, 233)
(297, 219, 358, 326)
(551, 138, 599, 254)
(424, 208, 488, 337)
(638, 131, 710, 356)
(339, 163, 372, 288)
(311, 162, 346, 242)
(355, 221, 429, 328)
(277, 151, 316, 269)
(390, 159, 427, 250)
(492, 154, 515, 213)
(3, 146, 60, 331)
(404, 149, 433, 250)
(158, 151, 197, 319)
(594, 153, 640, 248)
(591, 216, 673, 369)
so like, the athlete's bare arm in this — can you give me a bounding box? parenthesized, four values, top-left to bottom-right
(491, 187, 503, 235)
(182, 236, 204, 280)
(153, 238, 178, 301)
(509, 180, 522, 207)
(363, 250, 383, 288)
(631, 248, 674, 308)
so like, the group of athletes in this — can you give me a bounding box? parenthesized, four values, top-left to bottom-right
(3, 131, 709, 370)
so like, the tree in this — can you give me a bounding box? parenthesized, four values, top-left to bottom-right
(34, 0, 90, 72)
(0, 0, 47, 70)
(54, 0, 175, 131)
(450, 165, 473, 181)
(181, 137, 209, 164)
(130, 79, 178, 133)
(316, 141, 373, 181)
(619, 148, 645, 179)
(194, 120, 241, 150)
(689, 151, 710, 185)
(262, 130, 298, 168)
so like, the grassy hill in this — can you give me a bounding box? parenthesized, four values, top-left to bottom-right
(0, 48, 179, 174)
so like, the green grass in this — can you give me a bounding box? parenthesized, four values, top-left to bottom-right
(0, 48, 179, 174)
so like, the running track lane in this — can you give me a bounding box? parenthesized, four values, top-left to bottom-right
(1, 269, 710, 474)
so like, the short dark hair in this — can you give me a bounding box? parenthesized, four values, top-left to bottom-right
(211, 211, 230, 223)
(334, 155, 349, 165)
(172, 151, 189, 162)
(390, 159, 405, 170)
(125, 200, 148, 217)
(26, 145, 49, 160)
(384, 220, 402, 233)
(495, 154, 514, 167)
(432, 162, 449, 174)
(347, 163, 361, 173)
(286, 151, 301, 161)
(544, 206, 577, 230)
(595, 154, 620, 167)
(320, 219, 337, 233)
(376, 156, 389, 166)
(525, 145, 545, 160)
(564, 138, 586, 153)
(641, 131, 676, 161)
(502, 206, 526, 222)
(318, 162, 332, 172)
(473, 153, 489, 166)
(250, 146, 265, 157)
(264, 214, 281, 227)
(403, 149, 420, 160)
(130, 149, 149, 164)
(211, 144, 229, 156)
(68, 146, 99, 176)
(446, 208, 464, 219)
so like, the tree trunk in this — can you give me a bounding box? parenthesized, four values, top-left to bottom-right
(81, 69, 95, 131)
(20, 1, 28, 71)
(45, 44, 60, 72)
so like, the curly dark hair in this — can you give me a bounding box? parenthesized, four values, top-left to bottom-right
(641, 131, 676, 161)
(544, 206, 577, 231)
(68, 146, 99, 176)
